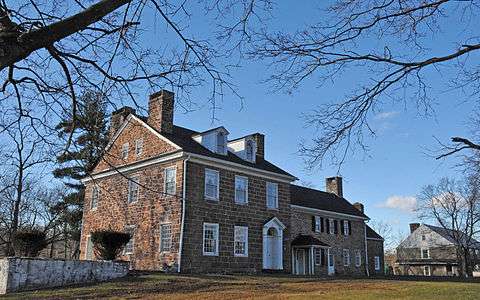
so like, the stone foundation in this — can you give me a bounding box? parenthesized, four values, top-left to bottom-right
(0, 257, 129, 295)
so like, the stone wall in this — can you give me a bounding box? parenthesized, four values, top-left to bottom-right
(367, 239, 384, 275)
(0, 258, 129, 295)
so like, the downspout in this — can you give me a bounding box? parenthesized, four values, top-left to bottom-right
(178, 155, 190, 273)
(364, 222, 370, 277)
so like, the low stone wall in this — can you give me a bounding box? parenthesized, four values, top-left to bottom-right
(0, 257, 129, 295)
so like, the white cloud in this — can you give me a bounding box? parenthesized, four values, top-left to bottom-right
(378, 195, 417, 213)
(374, 111, 399, 120)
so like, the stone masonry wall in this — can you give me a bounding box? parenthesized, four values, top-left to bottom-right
(290, 209, 367, 276)
(367, 239, 384, 275)
(0, 258, 128, 295)
(80, 157, 184, 270)
(180, 161, 292, 274)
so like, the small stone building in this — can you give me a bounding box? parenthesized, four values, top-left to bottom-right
(80, 90, 384, 275)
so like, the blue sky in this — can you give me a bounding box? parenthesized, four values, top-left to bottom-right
(160, 1, 476, 239)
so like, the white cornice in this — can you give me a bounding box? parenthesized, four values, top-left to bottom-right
(187, 153, 297, 183)
(81, 151, 184, 183)
(290, 204, 369, 220)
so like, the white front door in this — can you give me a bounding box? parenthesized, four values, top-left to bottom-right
(328, 249, 335, 275)
(263, 227, 283, 270)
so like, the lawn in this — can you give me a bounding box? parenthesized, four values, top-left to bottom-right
(2, 273, 480, 300)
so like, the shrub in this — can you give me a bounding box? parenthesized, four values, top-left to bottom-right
(91, 230, 131, 260)
(12, 229, 47, 257)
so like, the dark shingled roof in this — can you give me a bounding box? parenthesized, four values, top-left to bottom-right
(291, 235, 330, 247)
(290, 185, 368, 218)
(156, 124, 295, 178)
(366, 225, 384, 240)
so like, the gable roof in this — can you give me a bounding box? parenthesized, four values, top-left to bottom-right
(290, 185, 368, 218)
(366, 225, 384, 240)
(424, 224, 480, 248)
(110, 114, 295, 179)
(291, 235, 330, 247)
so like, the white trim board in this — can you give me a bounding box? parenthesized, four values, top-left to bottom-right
(81, 151, 184, 183)
(187, 153, 297, 183)
(290, 204, 369, 220)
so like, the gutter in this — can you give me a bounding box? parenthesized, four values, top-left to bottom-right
(177, 155, 190, 273)
(364, 222, 370, 277)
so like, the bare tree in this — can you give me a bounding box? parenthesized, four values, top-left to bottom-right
(418, 176, 480, 277)
(251, 0, 480, 168)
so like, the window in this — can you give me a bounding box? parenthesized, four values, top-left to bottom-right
(203, 223, 219, 256)
(204, 169, 219, 200)
(246, 140, 254, 161)
(91, 186, 99, 209)
(121, 143, 129, 159)
(446, 265, 452, 273)
(234, 226, 248, 257)
(355, 250, 362, 267)
(86, 235, 94, 260)
(421, 234, 426, 241)
(160, 224, 172, 252)
(164, 167, 176, 195)
(374, 256, 380, 270)
(266, 182, 278, 209)
(343, 249, 350, 266)
(315, 248, 322, 265)
(217, 132, 225, 154)
(424, 266, 431, 276)
(235, 176, 248, 204)
(127, 176, 139, 203)
(421, 248, 430, 259)
(343, 220, 349, 235)
(135, 139, 143, 156)
(124, 226, 135, 254)
(314, 216, 321, 232)
(329, 219, 335, 234)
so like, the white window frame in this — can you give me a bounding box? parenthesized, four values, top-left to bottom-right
(343, 249, 350, 266)
(204, 169, 220, 201)
(127, 176, 139, 204)
(216, 131, 226, 154)
(135, 139, 143, 156)
(234, 175, 248, 205)
(424, 265, 431, 276)
(314, 216, 321, 232)
(329, 219, 335, 235)
(314, 248, 322, 265)
(266, 182, 278, 209)
(355, 250, 361, 267)
(421, 248, 430, 259)
(421, 234, 426, 241)
(203, 223, 219, 256)
(343, 220, 349, 235)
(234, 226, 248, 257)
(90, 185, 99, 210)
(124, 225, 135, 255)
(374, 256, 380, 270)
(245, 140, 255, 161)
(121, 143, 129, 159)
(86, 235, 94, 260)
(164, 166, 177, 196)
(159, 223, 172, 253)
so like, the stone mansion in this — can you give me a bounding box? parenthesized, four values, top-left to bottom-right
(80, 90, 384, 275)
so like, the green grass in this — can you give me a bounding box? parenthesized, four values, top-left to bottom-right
(2, 273, 480, 299)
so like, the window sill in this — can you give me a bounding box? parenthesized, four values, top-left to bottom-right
(127, 200, 138, 205)
(266, 207, 279, 211)
(202, 253, 219, 256)
(205, 197, 219, 202)
(234, 201, 248, 206)
(234, 254, 248, 258)
(90, 207, 98, 212)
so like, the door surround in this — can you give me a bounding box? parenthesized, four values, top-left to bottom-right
(262, 217, 286, 270)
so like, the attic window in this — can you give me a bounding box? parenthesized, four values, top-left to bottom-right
(246, 140, 254, 161)
(217, 131, 225, 154)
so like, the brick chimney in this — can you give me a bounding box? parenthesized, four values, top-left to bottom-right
(148, 90, 174, 134)
(109, 106, 136, 139)
(353, 202, 364, 213)
(409, 223, 420, 233)
(252, 133, 265, 161)
(326, 176, 343, 198)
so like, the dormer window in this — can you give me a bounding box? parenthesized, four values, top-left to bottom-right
(217, 131, 226, 154)
(246, 140, 254, 161)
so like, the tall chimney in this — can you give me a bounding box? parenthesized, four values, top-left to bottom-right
(109, 106, 135, 139)
(409, 223, 420, 234)
(326, 176, 343, 198)
(252, 133, 265, 161)
(353, 202, 364, 213)
(148, 90, 174, 134)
